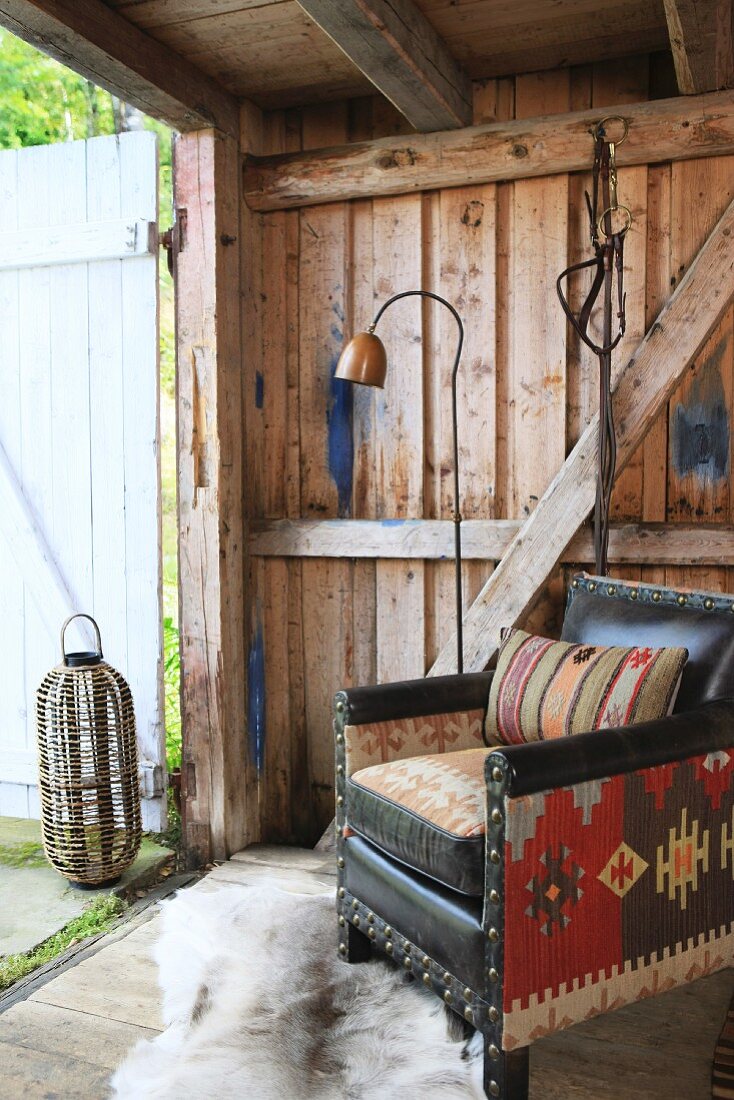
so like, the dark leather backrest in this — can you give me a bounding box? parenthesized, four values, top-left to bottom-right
(561, 575, 734, 712)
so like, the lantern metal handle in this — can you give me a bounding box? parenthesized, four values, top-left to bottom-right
(61, 614, 103, 663)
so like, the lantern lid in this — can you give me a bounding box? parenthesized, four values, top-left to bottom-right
(64, 651, 103, 667)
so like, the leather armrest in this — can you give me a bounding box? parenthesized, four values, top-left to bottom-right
(486, 697, 734, 796)
(334, 672, 493, 726)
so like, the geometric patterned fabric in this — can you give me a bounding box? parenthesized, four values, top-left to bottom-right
(503, 749, 734, 1050)
(351, 747, 492, 838)
(486, 629, 687, 745)
(343, 708, 487, 778)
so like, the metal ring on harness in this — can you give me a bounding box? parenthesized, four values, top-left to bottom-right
(596, 203, 632, 240)
(593, 115, 629, 145)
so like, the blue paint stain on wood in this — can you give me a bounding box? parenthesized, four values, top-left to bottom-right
(255, 371, 264, 409)
(672, 337, 729, 483)
(327, 304, 353, 516)
(247, 619, 266, 775)
(381, 519, 406, 526)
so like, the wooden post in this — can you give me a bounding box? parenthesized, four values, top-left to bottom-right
(175, 129, 255, 866)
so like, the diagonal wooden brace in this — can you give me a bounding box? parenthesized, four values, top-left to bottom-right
(430, 194, 734, 676)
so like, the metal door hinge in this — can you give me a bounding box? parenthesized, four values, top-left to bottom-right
(139, 760, 165, 799)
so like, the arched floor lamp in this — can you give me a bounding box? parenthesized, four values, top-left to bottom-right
(335, 290, 466, 674)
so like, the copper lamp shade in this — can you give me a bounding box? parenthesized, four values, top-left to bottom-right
(334, 330, 387, 388)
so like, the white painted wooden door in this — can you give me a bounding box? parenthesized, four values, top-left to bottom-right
(0, 132, 165, 831)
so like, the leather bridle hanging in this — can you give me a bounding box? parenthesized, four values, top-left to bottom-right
(557, 116, 632, 575)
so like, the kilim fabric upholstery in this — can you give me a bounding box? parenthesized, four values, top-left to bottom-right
(334, 575, 734, 1100)
(343, 707, 486, 777)
(348, 748, 493, 895)
(485, 628, 687, 744)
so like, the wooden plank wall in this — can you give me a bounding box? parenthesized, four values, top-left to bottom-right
(242, 54, 734, 845)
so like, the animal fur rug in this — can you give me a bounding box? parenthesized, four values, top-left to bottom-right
(111, 882, 484, 1099)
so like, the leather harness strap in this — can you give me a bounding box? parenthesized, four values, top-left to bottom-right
(557, 117, 631, 576)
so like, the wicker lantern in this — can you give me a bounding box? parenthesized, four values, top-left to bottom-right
(35, 614, 141, 887)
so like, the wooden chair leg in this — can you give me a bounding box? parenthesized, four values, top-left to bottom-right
(345, 922, 371, 963)
(483, 1039, 529, 1100)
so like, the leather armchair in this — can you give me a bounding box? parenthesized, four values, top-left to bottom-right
(334, 574, 734, 1099)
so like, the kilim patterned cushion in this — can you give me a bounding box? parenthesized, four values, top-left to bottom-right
(348, 748, 493, 895)
(485, 628, 688, 745)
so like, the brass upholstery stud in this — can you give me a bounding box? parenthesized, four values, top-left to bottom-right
(607, 585, 616, 596)
(403, 956, 412, 970)
(489, 1081, 500, 1097)
(652, 591, 662, 602)
(338, 887, 345, 898)
(490, 849, 500, 864)
(464, 1006, 473, 1022)
(488, 967, 499, 983)
(677, 594, 687, 606)
(423, 972, 431, 986)
(336, 734, 344, 745)
(336, 764, 344, 775)
(338, 943, 347, 956)
(571, 578, 579, 588)
(422, 955, 430, 967)
(353, 915, 360, 927)
(588, 581, 597, 592)
(336, 795, 344, 806)
(337, 857, 345, 869)
(491, 766, 503, 782)
(488, 927, 499, 943)
(463, 987, 472, 999)
(385, 942, 394, 955)
(368, 928, 376, 940)
(335, 701, 344, 713)
(491, 808, 503, 825)
(384, 926, 392, 938)
(443, 991, 453, 1005)
(630, 588, 638, 600)
(730, 603, 734, 613)
(443, 971, 452, 984)
(488, 1044, 500, 1060)
(488, 1006, 500, 1023)
(705, 597, 715, 610)
(352, 900, 359, 910)
(489, 889, 500, 905)
(403, 942, 411, 953)
(367, 912, 375, 923)
(338, 916, 345, 927)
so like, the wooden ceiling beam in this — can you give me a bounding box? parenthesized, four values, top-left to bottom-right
(295, 0, 472, 132)
(664, 0, 734, 93)
(244, 88, 734, 211)
(430, 193, 734, 676)
(0, 0, 240, 137)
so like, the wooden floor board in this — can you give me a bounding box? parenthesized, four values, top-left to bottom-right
(0, 845, 729, 1099)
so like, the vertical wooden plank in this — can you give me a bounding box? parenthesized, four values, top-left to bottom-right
(507, 71, 570, 522)
(48, 140, 93, 627)
(86, 134, 128, 692)
(16, 146, 56, 813)
(118, 131, 165, 830)
(593, 58, 650, 525)
(424, 80, 498, 666)
(372, 191, 425, 682)
(0, 148, 28, 813)
(642, 163, 671, 530)
(176, 128, 253, 864)
(298, 104, 355, 837)
(666, 156, 734, 594)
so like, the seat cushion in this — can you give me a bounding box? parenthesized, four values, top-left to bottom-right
(485, 628, 687, 745)
(347, 747, 491, 896)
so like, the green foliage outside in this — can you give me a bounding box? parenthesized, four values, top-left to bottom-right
(0, 894, 126, 991)
(0, 31, 181, 778)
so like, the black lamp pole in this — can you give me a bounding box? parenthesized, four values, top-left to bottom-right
(368, 291, 466, 674)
